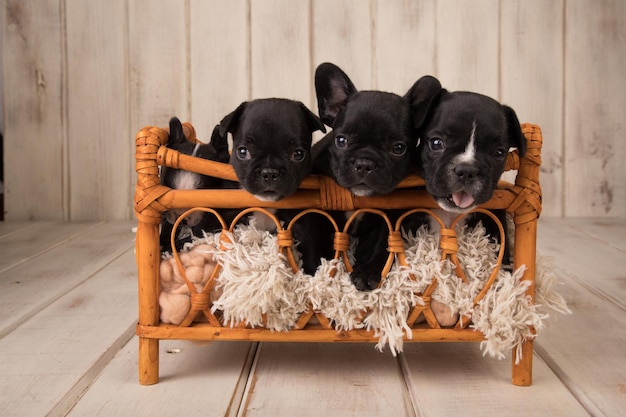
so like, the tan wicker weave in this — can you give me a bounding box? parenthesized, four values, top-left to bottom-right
(134, 122, 543, 386)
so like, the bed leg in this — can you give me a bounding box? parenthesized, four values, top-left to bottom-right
(511, 217, 536, 387)
(511, 217, 537, 387)
(136, 219, 161, 384)
(510, 124, 542, 386)
(139, 337, 160, 385)
(512, 339, 533, 386)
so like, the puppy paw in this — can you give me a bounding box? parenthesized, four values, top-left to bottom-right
(350, 266, 382, 291)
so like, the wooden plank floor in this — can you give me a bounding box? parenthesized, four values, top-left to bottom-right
(0, 218, 623, 417)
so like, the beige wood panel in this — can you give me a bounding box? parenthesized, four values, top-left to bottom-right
(373, 0, 437, 94)
(309, 0, 372, 142)
(3, 0, 65, 220)
(435, 0, 500, 97)
(128, 0, 189, 131)
(500, 0, 564, 218)
(190, 0, 250, 136)
(240, 343, 411, 417)
(0, 221, 135, 338)
(311, 0, 372, 95)
(0, 250, 138, 417)
(250, 0, 312, 105)
(65, 0, 131, 220)
(0, 221, 35, 237)
(535, 218, 626, 416)
(0, 221, 101, 274)
(534, 272, 626, 416)
(66, 339, 254, 417)
(537, 218, 625, 310)
(552, 217, 626, 253)
(564, 0, 626, 217)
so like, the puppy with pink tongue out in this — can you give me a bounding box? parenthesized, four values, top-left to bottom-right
(405, 76, 526, 219)
(404, 76, 528, 326)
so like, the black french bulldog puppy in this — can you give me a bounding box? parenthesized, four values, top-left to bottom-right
(313, 63, 417, 197)
(217, 98, 330, 274)
(312, 63, 432, 291)
(160, 117, 230, 253)
(405, 77, 526, 213)
(218, 98, 326, 202)
(405, 76, 527, 261)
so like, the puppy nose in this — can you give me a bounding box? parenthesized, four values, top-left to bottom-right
(260, 168, 280, 182)
(454, 164, 479, 182)
(353, 158, 375, 175)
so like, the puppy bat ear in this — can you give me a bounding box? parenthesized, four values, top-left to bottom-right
(403, 75, 442, 129)
(314, 62, 357, 127)
(502, 105, 526, 157)
(208, 124, 230, 163)
(168, 117, 186, 145)
(218, 102, 247, 137)
(298, 103, 327, 134)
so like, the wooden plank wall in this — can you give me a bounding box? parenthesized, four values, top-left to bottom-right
(2, 0, 625, 220)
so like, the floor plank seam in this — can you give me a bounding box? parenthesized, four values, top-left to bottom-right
(534, 344, 602, 417)
(235, 342, 263, 417)
(226, 342, 260, 417)
(555, 219, 626, 254)
(0, 246, 135, 340)
(52, 320, 138, 417)
(0, 221, 107, 275)
(396, 353, 422, 417)
(537, 251, 625, 312)
(0, 222, 41, 240)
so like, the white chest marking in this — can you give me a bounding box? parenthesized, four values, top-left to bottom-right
(171, 144, 203, 190)
(456, 120, 477, 164)
(173, 171, 201, 190)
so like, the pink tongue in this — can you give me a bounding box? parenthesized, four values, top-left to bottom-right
(452, 191, 475, 208)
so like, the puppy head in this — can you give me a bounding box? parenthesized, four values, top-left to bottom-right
(218, 98, 326, 202)
(412, 88, 526, 213)
(313, 62, 417, 196)
(162, 117, 230, 225)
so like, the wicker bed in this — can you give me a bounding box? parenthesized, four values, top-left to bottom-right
(133, 122, 543, 386)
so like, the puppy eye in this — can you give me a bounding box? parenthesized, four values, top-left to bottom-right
(494, 148, 507, 159)
(335, 135, 348, 149)
(428, 138, 445, 152)
(236, 146, 251, 160)
(391, 142, 407, 155)
(291, 148, 306, 162)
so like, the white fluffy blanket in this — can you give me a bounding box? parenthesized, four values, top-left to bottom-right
(159, 219, 570, 360)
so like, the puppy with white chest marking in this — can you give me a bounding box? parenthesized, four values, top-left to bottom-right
(403, 77, 528, 326)
(313, 63, 432, 291)
(405, 76, 527, 264)
(216, 98, 329, 274)
(160, 117, 230, 253)
(405, 77, 527, 214)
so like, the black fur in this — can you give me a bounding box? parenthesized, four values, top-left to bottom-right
(217, 98, 330, 275)
(312, 63, 419, 290)
(219, 98, 326, 202)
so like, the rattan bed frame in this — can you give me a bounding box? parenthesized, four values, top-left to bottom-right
(134, 122, 543, 386)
